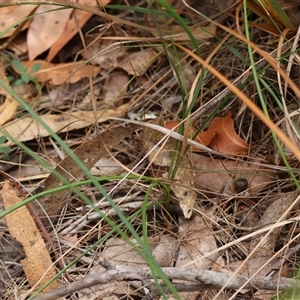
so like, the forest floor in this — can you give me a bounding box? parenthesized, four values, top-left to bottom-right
(1, 1, 300, 299)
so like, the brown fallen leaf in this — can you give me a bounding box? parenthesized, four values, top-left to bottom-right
(103, 70, 129, 104)
(207, 111, 249, 155)
(103, 237, 148, 265)
(192, 154, 276, 195)
(0, 67, 19, 125)
(165, 112, 249, 156)
(2, 181, 58, 291)
(168, 155, 196, 219)
(0, 5, 37, 38)
(118, 48, 159, 76)
(3, 103, 131, 146)
(47, 9, 93, 62)
(15, 60, 100, 85)
(47, 0, 111, 62)
(152, 235, 177, 267)
(27, 5, 73, 60)
(177, 213, 219, 269)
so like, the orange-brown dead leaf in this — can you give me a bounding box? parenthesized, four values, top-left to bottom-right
(207, 111, 249, 155)
(46, 0, 111, 62)
(165, 112, 249, 155)
(47, 9, 93, 61)
(2, 181, 58, 291)
(27, 5, 73, 60)
(0, 5, 37, 38)
(17, 60, 100, 85)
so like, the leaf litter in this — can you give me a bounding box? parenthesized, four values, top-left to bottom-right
(1, 1, 300, 299)
(2, 181, 59, 292)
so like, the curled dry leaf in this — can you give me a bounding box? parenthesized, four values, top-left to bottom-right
(207, 111, 249, 155)
(2, 181, 58, 291)
(165, 111, 249, 156)
(27, 5, 73, 60)
(192, 154, 276, 195)
(169, 155, 196, 219)
(15, 60, 100, 85)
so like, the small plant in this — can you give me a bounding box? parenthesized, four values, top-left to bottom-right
(11, 59, 41, 92)
(0, 135, 11, 160)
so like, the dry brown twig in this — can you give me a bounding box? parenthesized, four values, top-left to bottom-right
(32, 258, 300, 300)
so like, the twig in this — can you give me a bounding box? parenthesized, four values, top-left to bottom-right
(32, 258, 300, 300)
(266, 243, 300, 278)
(142, 282, 215, 300)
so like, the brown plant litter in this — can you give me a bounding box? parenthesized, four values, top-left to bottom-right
(1, 1, 300, 299)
